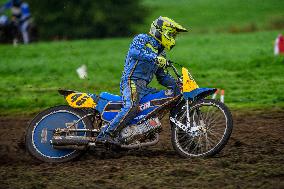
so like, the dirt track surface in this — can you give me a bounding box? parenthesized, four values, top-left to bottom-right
(0, 109, 284, 189)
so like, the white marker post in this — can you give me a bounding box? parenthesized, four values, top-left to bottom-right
(220, 89, 225, 103)
(76, 64, 88, 79)
(212, 89, 219, 99)
(274, 35, 280, 55)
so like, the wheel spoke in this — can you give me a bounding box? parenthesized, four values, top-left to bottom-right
(206, 133, 217, 150)
(208, 118, 224, 129)
(204, 133, 209, 151)
(204, 107, 218, 124)
(209, 125, 225, 134)
(198, 134, 206, 154)
(191, 133, 202, 154)
(205, 109, 219, 125)
(203, 105, 214, 122)
(207, 129, 223, 143)
(184, 137, 195, 152)
(178, 134, 188, 144)
(207, 112, 224, 127)
(178, 134, 193, 148)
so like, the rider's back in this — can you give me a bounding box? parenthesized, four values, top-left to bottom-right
(121, 33, 163, 85)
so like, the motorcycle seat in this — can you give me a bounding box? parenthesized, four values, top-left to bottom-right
(100, 92, 122, 102)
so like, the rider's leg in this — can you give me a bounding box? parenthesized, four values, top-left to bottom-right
(20, 20, 30, 44)
(97, 80, 140, 141)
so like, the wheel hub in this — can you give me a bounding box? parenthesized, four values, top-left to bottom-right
(189, 119, 207, 137)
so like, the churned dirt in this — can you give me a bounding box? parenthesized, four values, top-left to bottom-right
(0, 108, 283, 189)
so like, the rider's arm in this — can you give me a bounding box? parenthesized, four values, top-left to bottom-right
(128, 34, 157, 63)
(156, 68, 180, 95)
(0, 1, 12, 14)
(156, 68, 176, 88)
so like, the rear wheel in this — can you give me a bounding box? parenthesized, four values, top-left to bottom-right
(171, 99, 233, 158)
(25, 105, 92, 163)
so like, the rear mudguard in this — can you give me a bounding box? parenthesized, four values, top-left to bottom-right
(58, 89, 97, 108)
(183, 88, 217, 101)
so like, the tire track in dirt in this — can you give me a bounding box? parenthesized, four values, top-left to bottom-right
(0, 109, 283, 189)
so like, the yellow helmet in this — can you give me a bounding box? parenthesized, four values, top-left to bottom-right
(149, 16, 187, 50)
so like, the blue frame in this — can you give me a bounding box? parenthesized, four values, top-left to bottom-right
(97, 90, 175, 124)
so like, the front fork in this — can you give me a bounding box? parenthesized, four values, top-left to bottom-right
(170, 99, 193, 132)
(186, 99, 191, 127)
(170, 99, 204, 135)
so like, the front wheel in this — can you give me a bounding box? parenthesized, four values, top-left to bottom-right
(25, 105, 93, 163)
(171, 99, 233, 158)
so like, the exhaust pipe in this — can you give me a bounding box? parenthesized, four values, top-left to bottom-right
(51, 134, 159, 150)
(53, 145, 87, 150)
(51, 136, 95, 146)
(120, 133, 159, 149)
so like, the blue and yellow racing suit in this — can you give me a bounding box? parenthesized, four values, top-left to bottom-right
(105, 33, 179, 135)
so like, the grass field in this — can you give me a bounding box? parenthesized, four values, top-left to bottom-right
(0, 0, 284, 114)
(1, 30, 284, 114)
(142, 0, 284, 33)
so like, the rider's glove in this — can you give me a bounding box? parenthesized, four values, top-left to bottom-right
(155, 56, 167, 69)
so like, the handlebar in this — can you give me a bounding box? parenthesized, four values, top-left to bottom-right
(167, 60, 182, 79)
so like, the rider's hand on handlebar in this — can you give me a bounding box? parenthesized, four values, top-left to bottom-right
(155, 56, 167, 69)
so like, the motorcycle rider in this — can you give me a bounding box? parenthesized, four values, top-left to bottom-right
(0, 0, 31, 44)
(97, 16, 187, 144)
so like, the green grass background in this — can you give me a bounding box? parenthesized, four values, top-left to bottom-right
(0, 0, 284, 114)
(142, 0, 284, 33)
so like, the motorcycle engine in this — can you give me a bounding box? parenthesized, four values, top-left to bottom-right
(120, 117, 161, 144)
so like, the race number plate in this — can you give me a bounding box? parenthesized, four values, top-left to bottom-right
(66, 93, 97, 108)
(182, 67, 199, 92)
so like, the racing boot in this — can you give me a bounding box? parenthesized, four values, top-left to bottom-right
(96, 125, 119, 145)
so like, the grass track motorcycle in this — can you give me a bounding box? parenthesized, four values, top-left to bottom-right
(25, 61, 233, 163)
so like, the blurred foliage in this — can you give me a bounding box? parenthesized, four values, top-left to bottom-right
(26, 0, 148, 40)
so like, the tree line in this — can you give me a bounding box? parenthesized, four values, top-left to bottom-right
(27, 0, 148, 40)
